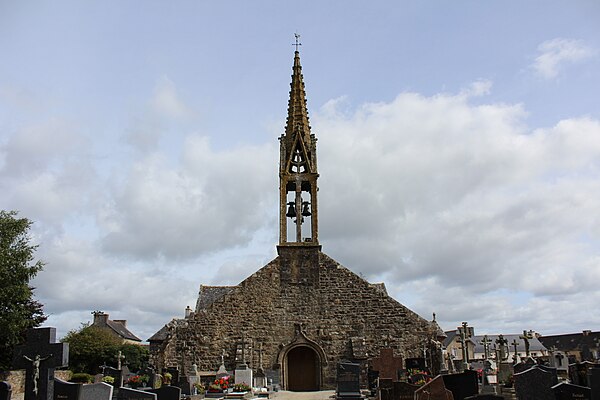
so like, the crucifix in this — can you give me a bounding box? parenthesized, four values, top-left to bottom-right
(519, 330, 534, 358)
(495, 334, 508, 361)
(457, 322, 472, 371)
(12, 327, 69, 400)
(511, 339, 520, 363)
(479, 335, 493, 390)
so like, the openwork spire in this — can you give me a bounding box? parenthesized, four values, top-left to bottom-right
(278, 46, 320, 248)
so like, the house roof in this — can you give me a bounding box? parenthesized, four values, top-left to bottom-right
(106, 320, 141, 342)
(147, 324, 170, 342)
(472, 334, 546, 354)
(443, 330, 476, 347)
(538, 331, 600, 352)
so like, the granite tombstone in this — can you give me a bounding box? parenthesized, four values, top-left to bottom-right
(372, 348, 403, 381)
(415, 376, 454, 400)
(551, 382, 591, 400)
(116, 387, 157, 400)
(442, 370, 478, 400)
(337, 362, 361, 400)
(80, 382, 113, 400)
(514, 366, 557, 400)
(393, 381, 420, 400)
(147, 386, 181, 400)
(53, 378, 82, 400)
(588, 366, 600, 400)
(0, 382, 12, 400)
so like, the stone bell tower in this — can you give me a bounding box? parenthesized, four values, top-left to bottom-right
(278, 47, 319, 248)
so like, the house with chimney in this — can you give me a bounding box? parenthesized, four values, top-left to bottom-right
(91, 311, 142, 344)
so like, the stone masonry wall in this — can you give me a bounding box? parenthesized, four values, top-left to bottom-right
(161, 251, 433, 389)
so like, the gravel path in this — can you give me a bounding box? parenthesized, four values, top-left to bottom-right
(270, 390, 336, 400)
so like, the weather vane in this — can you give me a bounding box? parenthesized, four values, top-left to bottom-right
(293, 33, 302, 51)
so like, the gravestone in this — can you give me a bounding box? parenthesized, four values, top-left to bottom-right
(371, 348, 403, 380)
(551, 382, 591, 400)
(80, 382, 113, 400)
(147, 386, 181, 400)
(336, 362, 361, 400)
(589, 366, 600, 400)
(176, 377, 192, 395)
(0, 382, 12, 400)
(53, 378, 82, 400)
(406, 358, 427, 371)
(116, 387, 157, 400)
(254, 368, 267, 388)
(415, 376, 454, 400)
(378, 378, 393, 400)
(103, 366, 123, 388)
(12, 327, 69, 400)
(163, 368, 178, 387)
(464, 395, 503, 400)
(393, 381, 419, 400)
(570, 362, 597, 387)
(513, 358, 536, 375)
(442, 370, 478, 400)
(514, 366, 557, 400)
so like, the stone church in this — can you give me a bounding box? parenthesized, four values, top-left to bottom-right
(149, 50, 442, 390)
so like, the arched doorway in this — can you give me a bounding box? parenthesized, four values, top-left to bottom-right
(286, 345, 319, 391)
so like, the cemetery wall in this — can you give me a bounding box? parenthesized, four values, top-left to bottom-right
(0, 370, 24, 400)
(156, 251, 434, 388)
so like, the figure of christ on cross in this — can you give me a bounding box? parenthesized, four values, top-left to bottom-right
(22, 354, 53, 395)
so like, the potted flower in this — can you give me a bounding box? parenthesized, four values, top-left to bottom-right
(232, 383, 252, 393)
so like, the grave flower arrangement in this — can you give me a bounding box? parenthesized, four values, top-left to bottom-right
(208, 376, 230, 392)
(126, 374, 149, 389)
(406, 369, 431, 386)
(232, 382, 252, 392)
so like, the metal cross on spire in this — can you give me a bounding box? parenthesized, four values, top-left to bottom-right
(293, 33, 302, 51)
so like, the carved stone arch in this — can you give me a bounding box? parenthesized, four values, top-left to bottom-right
(276, 324, 327, 391)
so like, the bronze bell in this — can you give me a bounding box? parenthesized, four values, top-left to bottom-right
(301, 201, 311, 217)
(286, 202, 296, 218)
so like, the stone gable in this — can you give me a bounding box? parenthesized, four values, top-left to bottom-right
(151, 250, 434, 389)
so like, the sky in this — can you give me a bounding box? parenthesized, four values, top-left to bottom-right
(1, 1, 600, 342)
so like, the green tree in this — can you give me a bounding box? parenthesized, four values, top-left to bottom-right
(62, 324, 121, 373)
(62, 324, 149, 374)
(0, 210, 47, 370)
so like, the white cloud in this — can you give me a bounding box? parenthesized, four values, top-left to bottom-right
(151, 76, 192, 119)
(531, 38, 595, 79)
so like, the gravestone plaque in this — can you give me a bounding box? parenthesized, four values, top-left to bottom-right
(0, 382, 12, 400)
(80, 382, 113, 400)
(116, 387, 157, 400)
(337, 362, 361, 399)
(394, 381, 419, 400)
(147, 386, 181, 400)
(371, 348, 403, 381)
(442, 370, 478, 400)
(514, 366, 557, 400)
(415, 376, 453, 400)
(12, 327, 69, 400)
(552, 382, 591, 400)
(54, 378, 82, 400)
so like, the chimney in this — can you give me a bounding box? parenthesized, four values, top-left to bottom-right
(583, 330, 591, 336)
(114, 319, 127, 327)
(93, 311, 109, 326)
(185, 306, 192, 318)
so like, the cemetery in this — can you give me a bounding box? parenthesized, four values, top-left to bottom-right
(2, 32, 600, 400)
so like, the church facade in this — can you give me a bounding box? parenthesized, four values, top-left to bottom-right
(149, 50, 439, 390)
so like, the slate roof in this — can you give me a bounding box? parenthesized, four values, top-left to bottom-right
(472, 334, 546, 354)
(106, 320, 141, 342)
(147, 324, 170, 342)
(443, 330, 476, 347)
(538, 331, 600, 352)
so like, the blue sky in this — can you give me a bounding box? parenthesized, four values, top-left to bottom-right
(1, 1, 600, 342)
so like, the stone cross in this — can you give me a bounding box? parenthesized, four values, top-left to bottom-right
(257, 342, 264, 369)
(239, 332, 247, 367)
(458, 322, 472, 370)
(116, 351, 125, 370)
(511, 339, 520, 362)
(479, 335, 493, 390)
(12, 327, 69, 400)
(371, 348, 403, 380)
(495, 334, 508, 361)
